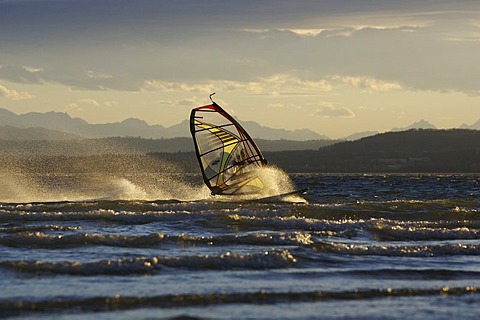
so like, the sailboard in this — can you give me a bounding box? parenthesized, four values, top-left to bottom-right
(190, 94, 268, 196)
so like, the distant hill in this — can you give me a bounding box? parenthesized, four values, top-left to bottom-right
(341, 120, 437, 141)
(0, 107, 325, 141)
(2, 129, 480, 173)
(460, 119, 480, 130)
(0, 109, 88, 133)
(342, 131, 379, 141)
(267, 129, 480, 172)
(326, 129, 479, 154)
(0, 137, 189, 156)
(0, 126, 84, 141)
(391, 119, 437, 132)
(241, 120, 329, 140)
(0, 134, 334, 155)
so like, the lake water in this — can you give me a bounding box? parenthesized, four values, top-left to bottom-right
(1, 173, 480, 319)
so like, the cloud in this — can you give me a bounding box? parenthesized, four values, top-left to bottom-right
(0, 83, 33, 100)
(245, 28, 326, 37)
(266, 103, 287, 109)
(104, 100, 119, 107)
(315, 103, 355, 118)
(239, 19, 479, 95)
(330, 75, 403, 92)
(157, 98, 204, 108)
(87, 70, 113, 80)
(68, 98, 113, 111)
(260, 74, 333, 93)
(143, 74, 401, 97)
(78, 98, 100, 107)
(243, 23, 425, 39)
(143, 81, 214, 94)
(1, 1, 479, 96)
(318, 25, 424, 38)
(143, 74, 332, 96)
(0, 65, 43, 84)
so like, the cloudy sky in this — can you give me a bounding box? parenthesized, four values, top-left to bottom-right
(1, 0, 479, 138)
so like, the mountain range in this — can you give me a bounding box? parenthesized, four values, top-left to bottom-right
(0, 107, 326, 141)
(460, 119, 480, 130)
(1, 107, 479, 141)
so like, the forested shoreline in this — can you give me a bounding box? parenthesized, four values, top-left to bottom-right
(1, 129, 480, 173)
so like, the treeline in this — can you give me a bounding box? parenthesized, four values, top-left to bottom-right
(266, 129, 480, 172)
(1, 129, 480, 173)
(0, 136, 334, 155)
(0, 137, 195, 155)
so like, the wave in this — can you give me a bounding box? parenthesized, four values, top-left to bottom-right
(368, 224, 480, 241)
(0, 224, 81, 234)
(0, 231, 312, 248)
(311, 241, 480, 257)
(0, 207, 199, 225)
(2, 219, 479, 251)
(1, 286, 477, 317)
(342, 268, 480, 279)
(1, 197, 479, 224)
(0, 250, 296, 276)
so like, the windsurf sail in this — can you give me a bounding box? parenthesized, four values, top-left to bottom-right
(190, 95, 267, 195)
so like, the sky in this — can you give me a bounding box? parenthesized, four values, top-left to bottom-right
(1, 0, 479, 139)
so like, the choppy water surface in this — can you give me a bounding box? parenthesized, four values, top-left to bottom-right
(1, 174, 480, 319)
